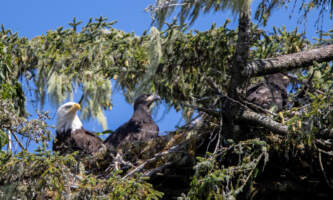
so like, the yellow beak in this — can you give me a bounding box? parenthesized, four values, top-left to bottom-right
(73, 103, 81, 110)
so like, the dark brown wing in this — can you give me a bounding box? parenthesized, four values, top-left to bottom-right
(71, 129, 104, 154)
(246, 81, 287, 111)
(53, 128, 104, 155)
(104, 119, 159, 148)
(246, 82, 273, 109)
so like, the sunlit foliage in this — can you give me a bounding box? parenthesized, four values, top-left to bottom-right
(147, 0, 333, 28)
(1, 1, 333, 198)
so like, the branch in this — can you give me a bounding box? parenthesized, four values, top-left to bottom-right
(144, 161, 174, 177)
(184, 101, 289, 135)
(242, 44, 333, 77)
(228, 152, 265, 197)
(318, 150, 333, 189)
(122, 149, 173, 179)
(182, 103, 220, 118)
(122, 133, 195, 179)
(241, 109, 288, 135)
(7, 130, 12, 153)
(206, 78, 278, 117)
(11, 131, 26, 151)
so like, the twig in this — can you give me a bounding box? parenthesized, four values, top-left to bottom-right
(11, 131, 26, 151)
(182, 103, 220, 117)
(242, 99, 278, 117)
(317, 148, 333, 156)
(316, 139, 333, 147)
(318, 150, 333, 189)
(206, 127, 218, 155)
(144, 161, 174, 177)
(214, 101, 223, 154)
(185, 94, 288, 135)
(122, 132, 199, 179)
(114, 153, 135, 171)
(227, 152, 265, 197)
(122, 151, 167, 179)
(206, 77, 277, 116)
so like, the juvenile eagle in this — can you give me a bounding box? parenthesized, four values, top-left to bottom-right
(246, 73, 290, 112)
(104, 94, 160, 149)
(53, 102, 104, 155)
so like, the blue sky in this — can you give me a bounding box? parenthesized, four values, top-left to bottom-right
(2, 1, 329, 39)
(1, 0, 331, 150)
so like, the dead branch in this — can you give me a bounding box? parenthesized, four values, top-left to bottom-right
(122, 150, 171, 179)
(318, 150, 333, 189)
(144, 161, 174, 177)
(122, 132, 197, 179)
(241, 109, 288, 135)
(11, 131, 26, 151)
(242, 44, 333, 78)
(7, 130, 12, 153)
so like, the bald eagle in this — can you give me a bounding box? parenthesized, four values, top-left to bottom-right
(104, 94, 160, 149)
(53, 102, 104, 155)
(246, 73, 290, 111)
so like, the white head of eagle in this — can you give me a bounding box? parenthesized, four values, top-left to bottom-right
(54, 102, 104, 155)
(56, 102, 83, 133)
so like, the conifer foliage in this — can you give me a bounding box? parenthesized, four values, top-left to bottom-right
(1, 1, 333, 199)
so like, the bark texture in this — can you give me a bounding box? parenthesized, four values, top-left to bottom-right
(241, 109, 288, 135)
(242, 44, 333, 78)
(224, 3, 251, 139)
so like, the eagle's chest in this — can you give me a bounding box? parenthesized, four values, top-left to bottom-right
(127, 120, 158, 138)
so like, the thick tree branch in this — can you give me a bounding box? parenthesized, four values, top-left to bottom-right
(242, 44, 333, 77)
(184, 102, 288, 135)
(241, 109, 288, 135)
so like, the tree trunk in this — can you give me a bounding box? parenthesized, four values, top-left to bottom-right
(223, 2, 251, 140)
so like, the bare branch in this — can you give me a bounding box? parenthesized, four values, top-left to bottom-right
(182, 103, 219, 117)
(144, 161, 174, 177)
(122, 133, 195, 179)
(122, 149, 170, 179)
(241, 109, 288, 135)
(7, 130, 12, 153)
(242, 44, 333, 77)
(11, 131, 26, 151)
(318, 150, 333, 189)
(228, 152, 265, 197)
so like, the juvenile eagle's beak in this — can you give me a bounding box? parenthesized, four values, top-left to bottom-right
(147, 94, 161, 102)
(73, 103, 81, 111)
(282, 75, 289, 81)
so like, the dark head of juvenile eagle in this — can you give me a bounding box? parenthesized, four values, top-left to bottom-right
(104, 94, 160, 149)
(53, 102, 104, 155)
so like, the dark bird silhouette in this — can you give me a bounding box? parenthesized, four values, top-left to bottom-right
(53, 102, 104, 155)
(104, 94, 160, 149)
(246, 73, 290, 112)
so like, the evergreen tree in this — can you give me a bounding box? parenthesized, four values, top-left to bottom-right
(1, 1, 333, 199)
